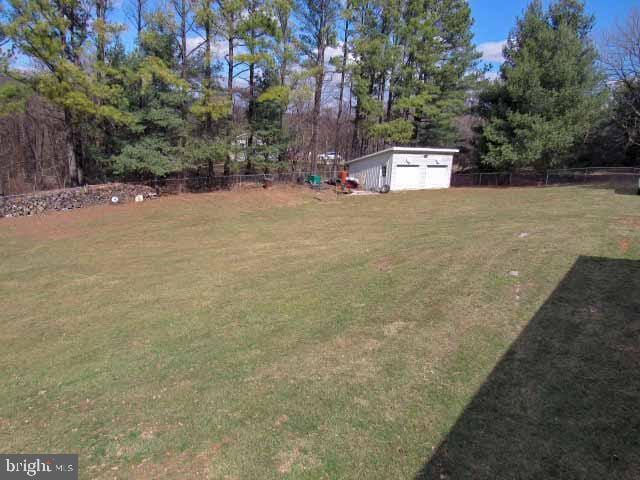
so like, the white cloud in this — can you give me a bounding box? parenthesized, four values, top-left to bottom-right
(213, 41, 228, 58)
(483, 70, 500, 82)
(325, 45, 343, 62)
(186, 37, 228, 59)
(186, 37, 202, 54)
(478, 40, 507, 63)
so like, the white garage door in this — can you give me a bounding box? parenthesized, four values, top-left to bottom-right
(426, 165, 450, 188)
(394, 164, 423, 190)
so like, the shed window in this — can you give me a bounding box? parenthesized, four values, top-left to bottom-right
(381, 166, 387, 177)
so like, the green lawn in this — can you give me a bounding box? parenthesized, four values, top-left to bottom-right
(1, 186, 639, 479)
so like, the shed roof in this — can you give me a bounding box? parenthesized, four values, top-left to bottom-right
(347, 147, 459, 165)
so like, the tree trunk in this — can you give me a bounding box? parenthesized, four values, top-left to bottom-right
(204, 3, 212, 134)
(64, 110, 79, 185)
(311, 46, 325, 175)
(227, 35, 234, 102)
(226, 24, 235, 174)
(180, 0, 187, 79)
(334, 17, 349, 159)
(136, 0, 144, 40)
(352, 96, 361, 158)
(96, 0, 106, 73)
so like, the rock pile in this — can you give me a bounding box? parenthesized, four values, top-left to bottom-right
(0, 183, 156, 218)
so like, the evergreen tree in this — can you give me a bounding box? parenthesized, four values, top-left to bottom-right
(250, 69, 289, 170)
(350, 0, 479, 155)
(264, 0, 296, 132)
(297, 0, 339, 173)
(2, 0, 131, 182)
(215, 0, 246, 105)
(272, 0, 296, 90)
(189, 0, 232, 179)
(480, 0, 605, 170)
(237, 0, 274, 172)
(332, 0, 352, 158)
(350, 0, 401, 153)
(108, 11, 191, 177)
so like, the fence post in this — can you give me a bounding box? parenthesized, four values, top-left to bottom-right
(545, 170, 549, 186)
(479, 173, 482, 186)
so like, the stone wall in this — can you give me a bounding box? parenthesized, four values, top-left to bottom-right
(0, 183, 157, 218)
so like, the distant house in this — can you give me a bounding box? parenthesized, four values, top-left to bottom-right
(317, 151, 342, 164)
(230, 133, 251, 163)
(347, 147, 458, 191)
(230, 133, 276, 163)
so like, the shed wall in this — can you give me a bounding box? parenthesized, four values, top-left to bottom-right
(348, 149, 454, 191)
(348, 152, 392, 191)
(390, 153, 453, 190)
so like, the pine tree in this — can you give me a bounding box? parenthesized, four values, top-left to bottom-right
(297, 0, 339, 173)
(108, 10, 191, 177)
(237, 0, 274, 172)
(215, 0, 246, 105)
(350, 0, 479, 155)
(2, 0, 131, 182)
(350, 0, 401, 153)
(480, 0, 606, 170)
(272, 0, 296, 90)
(189, 0, 232, 180)
(332, 1, 352, 158)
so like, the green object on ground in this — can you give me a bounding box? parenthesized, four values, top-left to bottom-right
(307, 174, 321, 185)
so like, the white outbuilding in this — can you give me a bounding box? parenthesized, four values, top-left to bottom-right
(347, 147, 459, 192)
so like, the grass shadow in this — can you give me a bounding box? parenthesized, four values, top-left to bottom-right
(613, 186, 640, 196)
(417, 256, 640, 479)
(580, 176, 640, 196)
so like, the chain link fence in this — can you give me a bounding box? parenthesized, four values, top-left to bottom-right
(452, 167, 640, 193)
(3, 167, 639, 200)
(141, 172, 318, 195)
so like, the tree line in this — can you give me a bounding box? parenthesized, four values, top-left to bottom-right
(0, 0, 638, 191)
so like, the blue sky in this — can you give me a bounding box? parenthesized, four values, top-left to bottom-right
(473, 0, 637, 69)
(7, 0, 638, 73)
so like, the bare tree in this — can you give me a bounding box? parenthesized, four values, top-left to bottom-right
(602, 7, 640, 149)
(0, 91, 69, 195)
(125, 0, 149, 41)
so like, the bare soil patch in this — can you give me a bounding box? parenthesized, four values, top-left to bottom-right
(619, 238, 632, 254)
(372, 256, 393, 272)
(617, 216, 640, 230)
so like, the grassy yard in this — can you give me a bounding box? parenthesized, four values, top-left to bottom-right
(1, 185, 639, 479)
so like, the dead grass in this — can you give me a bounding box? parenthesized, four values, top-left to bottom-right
(1, 185, 317, 241)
